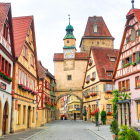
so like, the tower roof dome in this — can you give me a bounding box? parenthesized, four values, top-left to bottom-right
(66, 24, 73, 30)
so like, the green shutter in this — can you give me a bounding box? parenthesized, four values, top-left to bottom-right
(135, 51, 139, 64)
(103, 84, 106, 92)
(122, 59, 125, 68)
(126, 37, 129, 43)
(132, 29, 135, 42)
(129, 55, 132, 64)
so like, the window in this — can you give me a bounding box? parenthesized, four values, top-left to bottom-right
(118, 82, 121, 91)
(23, 106, 26, 124)
(136, 76, 140, 88)
(92, 72, 96, 78)
(126, 37, 129, 44)
(74, 105, 79, 108)
(8, 63, 11, 76)
(32, 79, 34, 90)
(22, 71, 24, 84)
(86, 75, 90, 81)
(67, 40, 69, 43)
(32, 107, 34, 123)
(93, 24, 97, 32)
(18, 69, 21, 84)
(132, 29, 135, 42)
(107, 104, 112, 113)
(122, 81, 125, 89)
(68, 75, 71, 80)
(31, 54, 34, 66)
(3, 23, 8, 40)
(107, 72, 112, 76)
(25, 74, 27, 86)
(2, 57, 4, 71)
(28, 77, 30, 87)
(126, 79, 130, 90)
(17, 105, 20, 125)
(71, 96, 73, 101)
(110, 58, 115, 62)
(106, 84, 112, 91)
(126, 57, 129, 64)
(23, 46, 28, 59)
(53, 87, 54, 92)
(5, 61, 7, 73)
(137, 29, 140, 36)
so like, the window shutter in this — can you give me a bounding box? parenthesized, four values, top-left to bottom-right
(132, 29, 135, 42)
(138, 29, 140, 36)
(122, 59, 125, 68)
(103, 84, 106, 92)
(135, 51, 139, 64)
(129, 55, 132, 64)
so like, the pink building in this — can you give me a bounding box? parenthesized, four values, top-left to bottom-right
(113, 7, 140, 127)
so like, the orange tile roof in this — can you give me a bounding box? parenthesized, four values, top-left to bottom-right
(0, 3, 10, 31)
(12, 16, 33, 57)
(91, 46, 119, 80)
(38, 61, 47, 79)
(83, 16, 114, 39)
(126, 9, 140, 22)
(53, 52, 88, 61)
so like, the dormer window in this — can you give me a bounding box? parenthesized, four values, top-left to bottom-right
(107, 72, 112, 76)
(110, 58, 115, 62)
(93, 24, 97, 33)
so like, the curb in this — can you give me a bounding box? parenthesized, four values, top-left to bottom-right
(89, 129, 108, 140)
(25, 126, 49, 140)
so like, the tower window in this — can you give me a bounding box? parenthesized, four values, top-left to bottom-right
(67, 75, 72, 80)
(93, 24, 97, 33)
(67, 40, 69, 43)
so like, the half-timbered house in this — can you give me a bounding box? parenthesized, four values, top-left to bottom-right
(11, 16, 39, 133)
(113, 7, 140, 127)
(0, 3, 15, 136)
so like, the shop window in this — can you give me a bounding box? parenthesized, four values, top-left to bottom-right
(23, 106, 26, 124)
(136, 76, 140, 88)
(126, 79, 130, 90)
(107, 104, 112, 113)
(118, 82, 121, 91)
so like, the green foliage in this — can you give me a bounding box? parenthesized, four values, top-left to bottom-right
(83, 109, 87, 116)
(110, 118, 120, 135)
(101, 110, 106, 124)
(130, 62, 136, 66)
(108, 89, 131, 119)
(123, 63, 130, 68)
(95, 111, 99, 121)
(118, 125, 140, 140)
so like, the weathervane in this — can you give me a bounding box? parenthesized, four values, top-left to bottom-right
(131, 0, 135, 9)
(68, 14, 70, 25)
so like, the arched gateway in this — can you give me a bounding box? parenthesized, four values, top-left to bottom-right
(53, 17, 88, 120)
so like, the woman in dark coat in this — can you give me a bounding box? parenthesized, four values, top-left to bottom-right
(74, 112, 76, 121)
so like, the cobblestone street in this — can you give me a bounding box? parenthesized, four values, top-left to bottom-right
(27, 120, 112, 140)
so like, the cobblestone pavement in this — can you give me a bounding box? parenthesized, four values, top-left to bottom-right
(27, 120, 110, 140)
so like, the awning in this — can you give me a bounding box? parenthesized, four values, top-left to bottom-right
(134, 97, 140, 101)
(117, 99, 131, 104)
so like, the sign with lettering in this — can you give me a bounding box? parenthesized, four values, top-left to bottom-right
(0, 82, 6, 90)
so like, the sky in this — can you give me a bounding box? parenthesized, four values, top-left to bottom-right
(2, 0, 140, 75)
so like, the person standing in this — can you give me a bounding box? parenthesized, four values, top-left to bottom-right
(70, 112, 73, 121)
(74, 112, 76, 121)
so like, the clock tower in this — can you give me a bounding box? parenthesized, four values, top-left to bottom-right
(63, 17, 76, 59)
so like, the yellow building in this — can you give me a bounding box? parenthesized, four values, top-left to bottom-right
(36, 61, 56, 127)
(53, 18, 88, 120)
(11, 16, 38, 133)
(83, 46, 119, 124)
(79, 16, 114, 54)
(67, 95, 81, 120)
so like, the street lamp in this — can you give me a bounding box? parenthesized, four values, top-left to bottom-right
(69, 88, 72, 94)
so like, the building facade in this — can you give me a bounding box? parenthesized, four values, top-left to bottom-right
(37, 61, 55, 127)
(0, 3, 15, 136)
(54, 18, 88, 120)
(11, 16, 38, 133)
(79, 16, 114, 54)
(113, 8, 140, 127)
(83, 46, 119, 124)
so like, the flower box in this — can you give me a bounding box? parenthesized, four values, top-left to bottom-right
(107, 112, 112, 115)
(86, 80, 89, 84)
(90, 93, 97, 97)
(106, 90, 112, 94)
(88, 62, 92, 66)
(85, 95, 90, 98)
(0, 70, 12, 83)
(18, 84, 23, 89)
(31, 90, 37, 95)
(90, 112, 95, 116)
(90, 77, 95, 81)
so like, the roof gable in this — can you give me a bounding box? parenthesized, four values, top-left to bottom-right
(12, 16, 32, 57)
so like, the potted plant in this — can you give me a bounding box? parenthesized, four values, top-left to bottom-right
(90, 77, 95, 81)
(95, 109, 99, 126)
(110, 119, 120, 140)
(107, 112, 112, 115)
(90, 93, 97, 97)
(83, 109, 87, 121)
(106, 90, 112, 94)
(101, 110, 106, 125)
(18, 83, 23, 89)
(86, 80, 89, 84)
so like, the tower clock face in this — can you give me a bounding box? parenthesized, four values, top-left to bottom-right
(64, 49, 74, 59)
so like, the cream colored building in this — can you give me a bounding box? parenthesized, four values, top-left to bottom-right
(79, 16, 114, 54)
(83, 46, 119, 124)
(54, 18, 88, 120)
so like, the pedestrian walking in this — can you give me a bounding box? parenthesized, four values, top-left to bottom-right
(74, 112, 76, 121)
(70, 112, 73, 121)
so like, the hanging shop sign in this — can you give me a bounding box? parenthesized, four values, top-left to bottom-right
(0, 82, 6, 90)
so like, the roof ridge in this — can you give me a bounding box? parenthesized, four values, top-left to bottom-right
(12, 15, 33, 19)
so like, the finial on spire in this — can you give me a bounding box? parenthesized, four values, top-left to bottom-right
(68, 14, 70, 25)
(131, 0, 135, 9)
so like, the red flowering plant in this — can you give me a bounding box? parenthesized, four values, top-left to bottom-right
(28, 88, 32, 93)
(18, 83, 23, 89)
(106, 90, 112, 94)
(0, 69, 12, 82)
(90, 112, 95, 116)
(22, 86, 29, 91)
(86, 80, 89, 84)
(88, 62, 92, 66)
(90, 93, 97, 97)
(107, 112, 111, 115)
(31, 90, 37, 95)
(45, 101, 52, 109)
(90, 77, 95, 81)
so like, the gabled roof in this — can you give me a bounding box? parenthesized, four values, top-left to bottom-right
(82, 16, 114, 39)
(91, 46, 119, 80)
(0, 3, 10, 31)
(126, 9, 140, 21)
(12, 16, 33, 57)
(53, 52, 88, 61)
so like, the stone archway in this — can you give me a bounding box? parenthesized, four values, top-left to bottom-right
(0, 98, 2, 136)
(2, 100, 9, 135)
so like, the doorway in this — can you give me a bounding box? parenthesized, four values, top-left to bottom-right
(27, 106, 30, 128)
(2, 101, 8, 135)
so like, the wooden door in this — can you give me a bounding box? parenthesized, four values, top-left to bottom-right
(2, 102, 7, 135)
(27, 109, 30, 128)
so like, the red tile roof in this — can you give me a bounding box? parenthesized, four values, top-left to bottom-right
(91, 46, 119, 80)
(0, 3, 10, 31)
(38, 61, 46, 79)
(53, 52, 88, 61)
(126, 9, 140, 22)
(83, 16, 114, 39)
(12, 16, 33, 57)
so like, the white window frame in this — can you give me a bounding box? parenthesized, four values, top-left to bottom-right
(18, 69, 21, 84)
(110, 58, 115, 62)
(22, 71, 24, 84)
(106, 84, 112, 91)
(28, 77, 30, 88)
(25, 74, 27, 86)
(107, 104, 112, 113)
